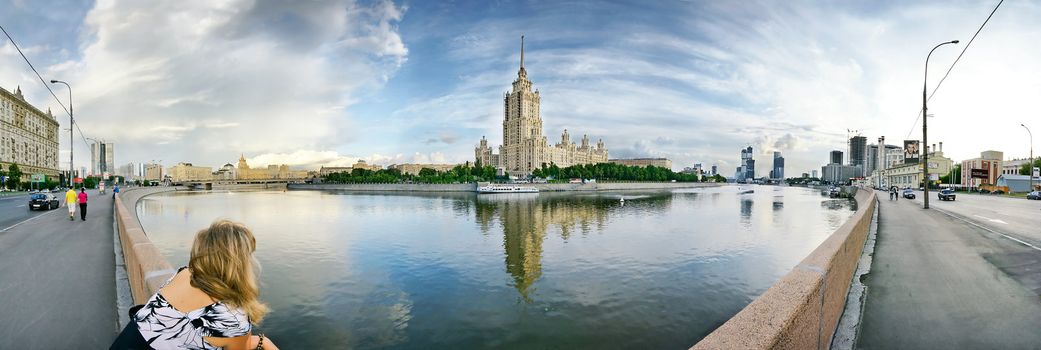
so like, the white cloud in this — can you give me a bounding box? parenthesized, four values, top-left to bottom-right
(28, 0, 409, 169)
(243, 150, 456, 170)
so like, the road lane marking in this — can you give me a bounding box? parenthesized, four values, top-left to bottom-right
(16, 204, 25, 208)
(0, 209, 60, 232)
(972, 214, 1009, 224)
(938, 207, 1041, 252)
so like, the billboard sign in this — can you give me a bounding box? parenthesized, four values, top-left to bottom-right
(903, 140, 920, 164)
(30, 174, 45, 183)
(1034, 167, 1039, 178)
(970, 168, 989, 179)
(73, 177, 84, 184)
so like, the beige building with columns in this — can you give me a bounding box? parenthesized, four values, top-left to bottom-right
(389, 163, 458, 176)
(609, 158, 672, 169)
(168, 162, 214, 182)
(235, 154, 308, 179)
(475, 36, 608, 175)
(1, 85, 60, 180)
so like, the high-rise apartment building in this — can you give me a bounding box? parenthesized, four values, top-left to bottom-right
(850, 136, 867, 168)
(830, 150, 843, 165)
(90, 141, 115, 176)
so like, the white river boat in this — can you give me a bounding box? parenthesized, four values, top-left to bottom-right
(476, 185, 539, 194)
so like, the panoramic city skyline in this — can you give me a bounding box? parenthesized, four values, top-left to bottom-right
(2, 0, 1039, 176)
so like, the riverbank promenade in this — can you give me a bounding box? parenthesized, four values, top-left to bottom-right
(859, 191, 1041, 348)
(0, 189, 118, 348)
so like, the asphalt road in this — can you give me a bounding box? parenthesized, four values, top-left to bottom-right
(0, 189, 118, 349)
(859, 192, 1041, 349)
(0, 192, 57, 231)
(902, 190, 1041, 247)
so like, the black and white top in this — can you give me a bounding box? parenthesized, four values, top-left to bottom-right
(132, 266, 252, 350)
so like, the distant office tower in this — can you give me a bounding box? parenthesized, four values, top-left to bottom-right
(711, 165, 717, 176)
(740, 146, 754, 181)
(812, 170, 818, 178)
(118, 162, 137, 180)
(90, 141, 115, 176)
(849, 136, 867, 168)
(830, 150, 843, 165)
(770, 151, 785, 180)
(867, 144, 879, 174)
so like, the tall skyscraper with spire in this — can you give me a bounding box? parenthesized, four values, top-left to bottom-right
(476, 36, 608, 175)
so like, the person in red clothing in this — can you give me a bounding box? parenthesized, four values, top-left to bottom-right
(78, 187, 88, 221)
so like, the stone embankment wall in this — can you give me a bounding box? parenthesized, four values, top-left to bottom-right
(114, 187, 180, 304)
(692, 188, 877, 350)
(292, 182, 722, 192)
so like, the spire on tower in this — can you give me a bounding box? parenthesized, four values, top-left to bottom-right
(518, 35, 527, 78)
(520, 35, 525, 69)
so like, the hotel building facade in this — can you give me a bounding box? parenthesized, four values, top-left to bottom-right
(475, 37, 608, 175)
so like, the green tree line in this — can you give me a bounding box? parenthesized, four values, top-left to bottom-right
(323, 164, 500, 184)
(532, 162, 704, 182)
(323, 162, 719, 184)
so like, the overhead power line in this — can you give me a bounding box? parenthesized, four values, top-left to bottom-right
(905, 0, 1004, 139)
(0, 23, 93, 148)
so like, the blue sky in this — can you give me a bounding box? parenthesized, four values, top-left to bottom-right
(2, 0, 1039, 176)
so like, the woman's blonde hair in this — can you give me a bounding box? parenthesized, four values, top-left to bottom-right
(189, 219, 269, 323)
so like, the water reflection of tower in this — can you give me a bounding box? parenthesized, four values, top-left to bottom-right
(740, 197, 753, 220)
(473, 194, 619, 298)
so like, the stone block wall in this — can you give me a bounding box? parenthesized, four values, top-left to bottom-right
(692, 188, 877, 349)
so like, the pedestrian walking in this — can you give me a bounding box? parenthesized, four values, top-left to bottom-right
(78, 187, 88, 221)
(64, 187, 77, 221)
(113, 184, 120, 199)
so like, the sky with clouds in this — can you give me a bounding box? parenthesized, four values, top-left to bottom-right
(1, 0, 1038, 176)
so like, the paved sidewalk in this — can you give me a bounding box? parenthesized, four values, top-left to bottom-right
(0, 189, 117, 349)
(858, 196, 1041, 349)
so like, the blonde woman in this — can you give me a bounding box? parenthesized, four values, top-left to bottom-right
(111, 220, 279, 350)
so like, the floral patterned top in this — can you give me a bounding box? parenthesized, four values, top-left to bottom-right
(132, 266, 252, 349)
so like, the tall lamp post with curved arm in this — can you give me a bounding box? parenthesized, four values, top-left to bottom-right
(922, 40, 958, 209)
(1023, 123, 1034, 192)
(49, 80, 72, 187)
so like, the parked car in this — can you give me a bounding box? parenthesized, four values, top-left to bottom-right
(28, 193, 59, 211)
(938, 189, 956, 201)
(902, 189, 916, 199)
(1028, 191, 1041, 200)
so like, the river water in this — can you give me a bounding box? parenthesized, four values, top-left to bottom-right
(137, 185, 855, 349)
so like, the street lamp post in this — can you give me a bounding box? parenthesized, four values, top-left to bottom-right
(1023, 123, 1034, 192)
(922, 40, 958, 209)
(50, 80, 73, 188)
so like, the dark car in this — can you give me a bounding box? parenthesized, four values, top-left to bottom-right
(902, 189, 916, 199)
(938, 189, 956, 201)
(29, 193, 59, 210)
(1028, 191, 1041, 200)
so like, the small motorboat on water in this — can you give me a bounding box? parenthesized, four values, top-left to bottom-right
(476, 185, 539, 194)
(740, 189, 754, 194)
